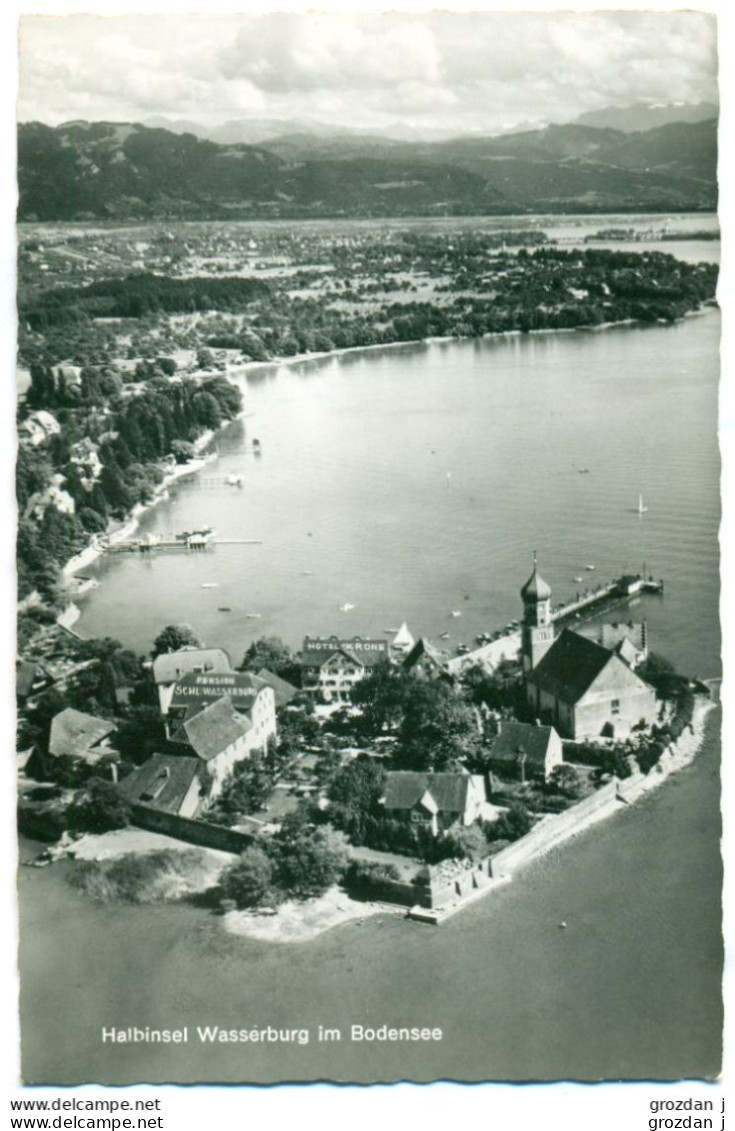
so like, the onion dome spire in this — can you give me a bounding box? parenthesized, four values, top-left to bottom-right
(520, 550, 552, 602)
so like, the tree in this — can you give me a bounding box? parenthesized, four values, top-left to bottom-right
(115, 707, 166, 765)
(170, 440, 196, 463)
(67, 779, 131, 834)
(271, 826, 349, 899)
(462, 659, 523, 712)
(238, 636, 296, 679)
(351, 660, 413, 734)
(548, 764, 584, 800)
(485, 801, 533, 843)
(220, 846, 276, 909)
(443, 823, 488, 861)
(394, 682, 483, 771)
(327, 757, 385, 842)
(152, 623, 203, 656)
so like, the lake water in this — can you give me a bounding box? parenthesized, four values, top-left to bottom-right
(18, 222, 723, 1084)
(77, 308, 721, 683)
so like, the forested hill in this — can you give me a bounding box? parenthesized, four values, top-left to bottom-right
(17, 117, 717, 221)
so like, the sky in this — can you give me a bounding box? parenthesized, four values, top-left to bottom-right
(17, 10, 719, 135)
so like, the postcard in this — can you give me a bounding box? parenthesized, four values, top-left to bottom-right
(8, 5, 726, 1101)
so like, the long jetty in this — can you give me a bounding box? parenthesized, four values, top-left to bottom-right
(105, 536, 262, 554)
(448, 573, 663, 674)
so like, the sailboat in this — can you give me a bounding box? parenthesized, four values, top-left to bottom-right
(638, 494, 648, 515)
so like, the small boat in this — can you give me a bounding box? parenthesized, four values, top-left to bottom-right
(578, 467, 590, 474)
(252, 438, 261, 447)
(637, 493, 648, 514)
(302, 570, 314, 576)
(384, 627, 400, 634)
(439, 631, 450, 639)
(245, 613, 262, 619)
(450, 610, 462, 618)
(457, 643, 469, 654)
(573, 576, 583, 583)
(559, 921, 567, 929)
(339, 603, 355, 612)
(217, 606, 231, 612)
(584, 564, 596, 571)
(226, 474, 244, 487)
(201, 582, 219, 589)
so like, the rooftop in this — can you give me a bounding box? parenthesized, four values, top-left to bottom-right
(528, 629, 616, 704)
(119, 753, 201, 815)
(170, 696, 251, 762)
(48, 708, 116, 760)
(491, 720, 557, 766)
(152, 647, 231, 685)
(383, 771, 478, 813)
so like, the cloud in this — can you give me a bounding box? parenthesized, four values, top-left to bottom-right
(17, 11, 718, 133)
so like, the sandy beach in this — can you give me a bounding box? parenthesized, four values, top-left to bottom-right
(223, 885, 401, 944)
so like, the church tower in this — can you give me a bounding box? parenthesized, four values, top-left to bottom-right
(520, 553, 555, 673)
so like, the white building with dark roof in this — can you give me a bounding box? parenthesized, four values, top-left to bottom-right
(119, 753, 203, 817)
(152, 647, 232, 715)
(168, 696, 254, 798)
(521, 563, 658, 740)
(488, 720, 563, 782)
(382, 771, 487, 837)
(526, 628, 657, 740)
(300, 635, 389, 703)
(165, 670, 276, 750)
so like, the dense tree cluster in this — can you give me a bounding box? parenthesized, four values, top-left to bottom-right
(17, 373, 242, 599)
(220, 823, 349, 908)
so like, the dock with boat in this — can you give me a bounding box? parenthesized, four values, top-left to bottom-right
(103, 527, 263, 554)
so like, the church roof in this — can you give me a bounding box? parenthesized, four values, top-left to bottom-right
(520, 564, 552, 602)
(528, 629, 616, 704)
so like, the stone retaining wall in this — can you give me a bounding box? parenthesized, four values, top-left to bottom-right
(130, 804, 254, 854)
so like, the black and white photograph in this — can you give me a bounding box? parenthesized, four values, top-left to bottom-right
(8, 4, 726, 1095)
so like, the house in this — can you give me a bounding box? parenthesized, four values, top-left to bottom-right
(48, 708, 117, 763)
(525, 628, 657, 740)
(168, 695, 257, 797)
(18, 410, 61, 447)
(165, 670, 276, 750)
(488, 720, 563, 783)
(382, 772, 487, 837)
(152, 647, 232, 714)
(300, 635, 389, 703)
(119, 753, 203, 817)
(402, 638, 452, 681)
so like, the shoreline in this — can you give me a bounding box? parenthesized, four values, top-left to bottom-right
(59, 433, 219, 583)
(44, 696, 717, 940)
(218, 696, 720, 941)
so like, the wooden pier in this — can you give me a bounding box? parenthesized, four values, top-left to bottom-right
(551, 574, 664, 625)
(104, 535, 262, 554)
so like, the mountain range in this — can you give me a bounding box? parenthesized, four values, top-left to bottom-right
(17, 109, 718, 222)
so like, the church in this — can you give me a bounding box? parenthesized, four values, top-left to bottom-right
(520, 558, 658, 740)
